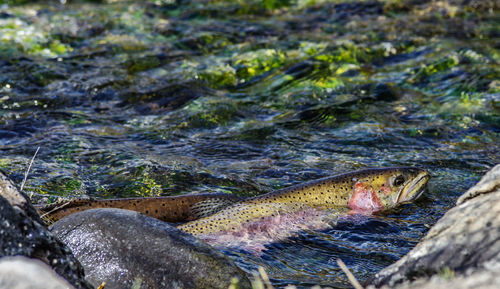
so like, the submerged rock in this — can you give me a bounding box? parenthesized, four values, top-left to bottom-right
(367, 164, 500, 289)
(120, 81, 213, 114)
(50, 208, 251, 289)
(0, 171, 92, 289)
(0, 256, 75, 289)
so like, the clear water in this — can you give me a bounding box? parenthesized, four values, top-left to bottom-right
(0, 0, 498, 287)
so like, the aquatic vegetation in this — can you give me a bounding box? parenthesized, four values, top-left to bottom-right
(0, 17, 72, 57)
(189, 99, 239, 128)
(198, 60, 238, 88)
(233, 49, 287, 82)
(126, 170, 164, 197)
(409, 54, 461, 83)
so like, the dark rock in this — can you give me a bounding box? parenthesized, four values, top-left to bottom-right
(333, 1, 384, 18)
(359, 83, 400, 102)
(120, 81, 212, 114)
(0, 256, 75, 289)
(284, 61, 317, 79)
(0, 171, 92, 289)
(0, 129, 19, 139)
(367, 164, 500, 289)
(0, 12, 13, 19)
(50, 208, 251, 289)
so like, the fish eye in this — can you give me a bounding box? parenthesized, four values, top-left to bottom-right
(393, 175, 405, 187)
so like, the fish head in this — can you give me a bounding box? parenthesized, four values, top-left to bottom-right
(348, 167, 430, 212)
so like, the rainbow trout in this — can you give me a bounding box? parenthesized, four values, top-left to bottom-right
(36, 167, 429, 251)
(177, 167, 429, 250)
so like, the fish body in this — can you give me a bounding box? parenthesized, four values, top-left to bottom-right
(36, 167, 429, 251)
(177, 167, 430, 248)
(35, 193, 243, 224)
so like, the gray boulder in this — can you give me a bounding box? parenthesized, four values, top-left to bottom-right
(456, 164, 500, 205)
(0, 171, 45, 224)
(50, 208, 251, 289)
(370, 269, 500, 289)
(0, 171, 92, 289)
(368, 164, 500, 289)
(0, 256, 75, 289)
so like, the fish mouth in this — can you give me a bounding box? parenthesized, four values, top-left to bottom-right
(397, 170, 430, 203)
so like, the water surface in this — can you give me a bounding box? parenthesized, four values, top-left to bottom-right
(0, 0, 498, 287)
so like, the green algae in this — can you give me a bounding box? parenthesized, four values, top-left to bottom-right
(198, 61, 238, 88)
(410, 54, 461, 83)
(233, 49, 287, 81)
(31, 175, 85, 197)
(64, 178, 83, 192)
(127, 172, 163, 197)
(189, 100, 238, 128)
(438, 267, 455, 279)
(0, 17, 72, 57)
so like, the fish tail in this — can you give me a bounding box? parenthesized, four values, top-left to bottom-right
(34, 199, 94, 225)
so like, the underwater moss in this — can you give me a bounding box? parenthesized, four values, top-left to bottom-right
(123, 54, 164, 74)
(407, 53, 461, 84)
(0, 158, 10, 169)
(233, 49, 287, 81)
(186, 97, 239, 128)
(198, 63, 238, 88)
(32, 175, 85, 196)
(175, 31, 231, 53)
(0, 17, 72, 57)
(96, 34, 147, 52)
(64, 179, 82, 192)
(299, 42, 328, 56)
(438, 267, 455, 279)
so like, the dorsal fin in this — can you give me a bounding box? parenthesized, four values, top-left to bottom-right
(189, 197, 243, 219)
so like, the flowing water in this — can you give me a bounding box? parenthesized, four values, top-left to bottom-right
(0, 0, 498, 287)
